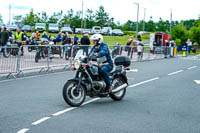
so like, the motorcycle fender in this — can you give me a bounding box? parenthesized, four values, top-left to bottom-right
(68, 78, 87, 92)
(116, 74, 128, 85)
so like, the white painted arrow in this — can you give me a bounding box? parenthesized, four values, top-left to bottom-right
(194, 80, 200, 84)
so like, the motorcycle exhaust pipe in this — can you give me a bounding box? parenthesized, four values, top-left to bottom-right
(112, 83, 128, 93)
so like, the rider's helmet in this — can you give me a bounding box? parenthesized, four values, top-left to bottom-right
(90, 34, 103, 45)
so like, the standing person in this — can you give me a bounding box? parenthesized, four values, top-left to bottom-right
(80, 33, 90, 56)
(0, 27, 9, 54)
(164, 40, 169, 58)
(56, 32, 62, 45)
(126, 36, 136, 58)
(186, 38, 192, 53)
(35, 31, 40, 40)
(137, 42, 143, 61)
(89, 34, 114, 93)
(15, 28, 24, 55)
(73, 34, 79, 45)
(42, 31, 49, 40)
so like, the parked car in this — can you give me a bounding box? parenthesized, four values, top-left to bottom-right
(35, 23, 46, 32)
(6, 25, 18, 31)
(61, 27, 73, 34)
(101, 27, 112, 35)
(82, 28, 92, 34)
(112, 29, 124, 36)
(92, 26, 101, 34)
(75, 28, 83, 34)
(22, 25, 32, 32)
(48, 24, 59, 33)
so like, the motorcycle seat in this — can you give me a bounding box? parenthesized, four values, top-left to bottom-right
(110, 66, 122, 74)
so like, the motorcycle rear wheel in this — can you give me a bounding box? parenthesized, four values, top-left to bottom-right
(109, 77, 126, 101)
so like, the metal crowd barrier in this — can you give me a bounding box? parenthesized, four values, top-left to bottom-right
(0, 45, 19, 78)
(0, 44, 177, 78)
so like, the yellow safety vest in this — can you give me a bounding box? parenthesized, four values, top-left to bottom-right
(15, 32, 23, 41)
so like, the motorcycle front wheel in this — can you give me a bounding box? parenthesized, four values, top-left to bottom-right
(63, 80, 86, 107)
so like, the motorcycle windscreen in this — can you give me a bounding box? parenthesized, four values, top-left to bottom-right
(74, 49, 84, 60)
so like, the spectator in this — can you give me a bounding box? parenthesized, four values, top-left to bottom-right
(164, 40, 169, 58)
(32, 31, 35, 39)
(63, 33, 71, 44)
(22, 31, 29, 41)
(0, 27, 9, 53)
(42, 32, 49, 40)
(186, 38, 192, 53)
(137, 42, 143, 61)
(80, 33, 90, 56)
(73, 34, 79, 45)
(56, 32, 62, 45)
(126, 36, 136, 57)
(35, 31, 40, 40)
(15, 28, 24, 55)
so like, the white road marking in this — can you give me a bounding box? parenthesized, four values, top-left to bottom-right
(52, 107, 77, 116)
(32, 117, 51, 125)
(52, 98, 100, 116)
(17, 128, 29, 133)
(168, 70, 184, 76)
(126, 69, 138, 72)
(128, 77, 160, 88)
(187, 66, 198, 70)
(82, 98, 101, 106)
(194, 80, 200, 84)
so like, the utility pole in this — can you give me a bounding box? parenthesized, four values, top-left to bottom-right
(170, 9, 172, 32)
(143, 8, 146, 32)
(134, 3, 139, 39)
(81, 0, 84, 28)
(9, 4, 11, 25)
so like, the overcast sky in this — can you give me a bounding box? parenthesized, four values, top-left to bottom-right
(0, 0, 199, 25)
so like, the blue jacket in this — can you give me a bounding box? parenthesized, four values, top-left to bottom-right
(56, 34, 62, 42)
(42, 34, 49, 40)
(89, 43, 113, 66)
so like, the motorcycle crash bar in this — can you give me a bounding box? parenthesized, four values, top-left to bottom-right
(112, 83, 128, 93)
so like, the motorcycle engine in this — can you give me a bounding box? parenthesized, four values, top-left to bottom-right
(93, 81, 106, 91)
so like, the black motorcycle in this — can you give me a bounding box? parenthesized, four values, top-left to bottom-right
(62, 49, 131, 107)
(112, 42, 122, 58)
(35, 38, 49, 63)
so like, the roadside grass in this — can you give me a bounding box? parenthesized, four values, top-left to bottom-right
(26, 32, 150, 46)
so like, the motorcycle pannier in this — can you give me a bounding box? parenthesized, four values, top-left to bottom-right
(114, 56, 131, 67)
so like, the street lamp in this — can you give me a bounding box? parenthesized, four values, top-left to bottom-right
(134, 3, 139, 39)
(143, 8, 146, 32)
(81, 0, 84, 28)
(170, 9, 172, 32)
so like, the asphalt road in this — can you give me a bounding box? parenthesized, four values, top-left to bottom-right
(0, 56, 200, 133)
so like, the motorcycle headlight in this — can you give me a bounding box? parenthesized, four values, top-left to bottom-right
(74, 59, 81, 69)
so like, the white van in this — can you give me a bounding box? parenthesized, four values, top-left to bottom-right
(92, 26, 101, 34)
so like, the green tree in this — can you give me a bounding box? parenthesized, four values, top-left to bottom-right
(171, 23, 189, 45)
(41, 12, 48, 23)
(95, 5, 109, 27)
(190, 26, 200, 45)
(146, 16, 156, 32)
(23, 9, 35, 26)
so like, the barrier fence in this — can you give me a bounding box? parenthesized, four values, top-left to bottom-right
(0, 44, 176, 78)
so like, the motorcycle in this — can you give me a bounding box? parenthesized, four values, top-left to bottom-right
(112, 42, 122, 58)
(62, 49, 131, 107)
(35, 38, 49, 63)
(3, 36, 18, 58)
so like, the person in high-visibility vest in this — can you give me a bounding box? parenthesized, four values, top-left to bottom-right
(15, 28, 24, 56)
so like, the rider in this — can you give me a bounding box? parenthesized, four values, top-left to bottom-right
(89, 34, 113, 93)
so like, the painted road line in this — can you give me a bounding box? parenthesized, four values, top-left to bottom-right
(194, 80, 200, 84)
(128, 77, 160, 88)
(52, 107, 77, 116)
(126, 69, 138, 73)
(82, 98, 101, 106)
(17, 128, 29, 133)
(32, 117, 51, 125)
(168, 70, 184, 76)
(187, 66, 198, 70)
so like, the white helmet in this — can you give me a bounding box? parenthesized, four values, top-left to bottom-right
(90, 34, 103, 44)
